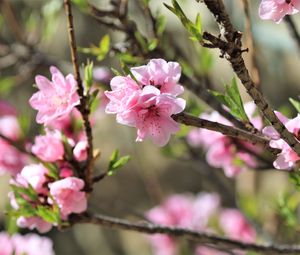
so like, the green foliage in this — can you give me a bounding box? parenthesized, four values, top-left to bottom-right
(164, 0, 202, 41)
(209, 78, 249, 121)
(88, 89, 100, 114)
(107, 149, 131, 176)
(277, 192, 299, 228)
(121, 62, 139, 84)
(289, 98, 300, 113)
(18, 114, 31, 139)
(80, 35, 110, 61)
(0, 77, 15, 96)
(117, 53, 142, 65)
(155, 14, 166, 37)
(199, 48, 214, 74)
(71, 0, 88, 10)
(84, 61, 94, 92)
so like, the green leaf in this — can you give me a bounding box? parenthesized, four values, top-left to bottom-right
(107, 149, 130, 176)
(209, 78, 249, 121)
(11, 184, 38, 202)
(118, 53, 142, 65)
(289, 98, 300, 113)
(134, 31, 148, 50)
(84, 61, 94, 91)
(36, 206, 60, 224)
(79, 35, 110, 61)
(156, 14, 166, 36)
(111, 68, 122, 76)
(147, 38, 158, 51)
(88, 89, 100, 114)
(121, 63, 139, 84)
(164, 0, 202, 41)
(71, 0, 88, 10)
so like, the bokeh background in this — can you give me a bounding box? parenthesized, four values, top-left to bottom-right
(1, 0, 300, 254)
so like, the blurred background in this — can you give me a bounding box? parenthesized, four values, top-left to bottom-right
(1, 0, 300, 254)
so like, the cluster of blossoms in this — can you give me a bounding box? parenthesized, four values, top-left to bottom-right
(0, 101, 27, 176)
(6, 66, 89, 233)
(105, 59, 186, 146)
(146, 193, 256, 255)
(259, 0, 300, 23)
(263, 111, 300, 169)
(0, 232, 54, 255)
(187, 102, 262, 177)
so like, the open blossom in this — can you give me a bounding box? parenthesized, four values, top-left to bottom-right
(259, 0, 300, 23)
(32, 130, 64, 162)
(220, 209, 256, 243)
(49, 177, 87, 217)
(17, 216, 53, 233)
(105, 59, 186, 146)
(29, 66, 80, 125)
(187, 102, 261, 177)
(263, 112, 300, 169)
(130, 58, 183, 96)
(12, 233, 54, 255)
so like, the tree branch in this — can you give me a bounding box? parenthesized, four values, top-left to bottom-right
(200, 0, 300, 157)
(70, 212, 300, 254)
(63, 0, 94, 191)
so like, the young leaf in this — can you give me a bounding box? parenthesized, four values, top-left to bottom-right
(84, 61, 94, 91)
(289, 98, 300, 113)
(107, 149, 130, 176)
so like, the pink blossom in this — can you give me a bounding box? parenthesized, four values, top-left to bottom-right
(19, 163, 49, 194)
(29, 66, 80, 125)
(220, 209, 256, 243)
(192, 192, 220, 230)
(263, 113, 300, 169)
(32, 130, 64, 162)
(0, 232, 13, 255)
(0, 116, 20, 141)
(147, 235, 176, 255)
(73, 140, 88, 161)
(131, 59, 183, 96)
(49, 177, 87, 217)
(17, 216, 52, 233)
(12, 233, 54, 255)
(93, 66, 111, 83)
(120, 86, 185, 146)
(0, 101, 17, 116)
(259, 0, 300, 23)
(0, 140, 26, 176)
(59, 167, 73, 178)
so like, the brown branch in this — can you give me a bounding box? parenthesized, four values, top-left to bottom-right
(64, 0, 94, 191)
(200, 0, 300, 157)
(284, 16, 300, 52)
(70, 212, 300, 254)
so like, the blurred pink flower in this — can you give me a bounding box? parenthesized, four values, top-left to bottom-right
(263, 113, 300, 169)
(12, 233, 54, 255)
(0, 140, 26, 176)
(19, 163, 49, 194)
(259, 0, 300, 23)
(17, 216, 52, 233)
(93, 66, 111, 83)
(29, 66, 80, 125)
(0, 116, 20, 141)
(131, 58, 183, 96)
(220, 209, 256, 243)
(32, 130, 64, 162)
(0, 232, 13, 255)
(73, 139, 88, 161)
(49, 177, 87, 217)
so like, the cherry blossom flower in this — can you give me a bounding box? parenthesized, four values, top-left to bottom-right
(195, 246, 227, 255)
(259, 0, 300, 23)
(17, 216, 53, 233)
(29, 66, 80, 125)
(131, 58, 184, 96)
(49, 177, 87, 217)
(0, 232, 13, 255)
(115, 86, 185, 146)
(73, 139, 88, 161)
(32, 130, 64, 162)
(187, 102, 261, 177)
(263, 112, 300, 169)
(12, 233, 55, 255)
(220, 209, 256, 243)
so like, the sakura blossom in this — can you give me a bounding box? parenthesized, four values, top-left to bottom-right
(16, 216, 53, 233)
(29, 66, 80, 125)
(259, 0, 300, 23)
(105, 60, 186, 146)
(31, 130, 64, 162)
(187, 102, 261, 177)
(263, 112, 300, 169)
(49, 177, 87, 217)
(73, 139, 88, 161)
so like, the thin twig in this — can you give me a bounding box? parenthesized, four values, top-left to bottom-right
(64, 0, 94, 191)
(70, 212, 300, 254)
(284, 16, 300, 52)
(200, 0, 300, 157)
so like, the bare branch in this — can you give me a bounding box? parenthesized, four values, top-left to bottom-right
(63, 0, 94, 191)
(70, 212, 300, 254)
